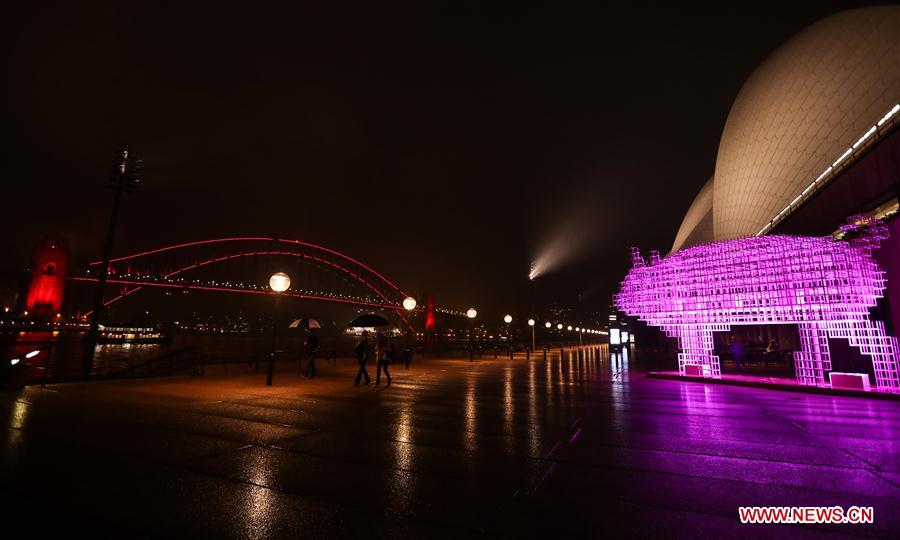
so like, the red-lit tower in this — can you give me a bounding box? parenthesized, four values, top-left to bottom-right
(25, 238, 68, 318)
(423, 291, 436, 331)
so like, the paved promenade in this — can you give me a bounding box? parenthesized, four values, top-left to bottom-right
(2, 349, 899, 538)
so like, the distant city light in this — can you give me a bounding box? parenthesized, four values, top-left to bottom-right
(557, 323, 563, 330)
(466, 308, 477, 319)
(528, 318, 535, 326)
(25, 349, 41, 359)
(567, 325, 572, 331)
(503, 314, 512, 324)
(545, 322, 551, 328)
(10, 358, 20, 366)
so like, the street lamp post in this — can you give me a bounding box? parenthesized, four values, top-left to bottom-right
(83, 146, 141, 380)
(466, 308, 477, 361)
(528, 318, 535, 353)
(403, 296, 416, 366)
(503, 314, 513, 359)
(267, 272, 290, 386)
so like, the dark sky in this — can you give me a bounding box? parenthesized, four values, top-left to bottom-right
(0, 1, 886, 320)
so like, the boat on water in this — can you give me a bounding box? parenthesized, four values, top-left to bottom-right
(96, 325, 172, 345)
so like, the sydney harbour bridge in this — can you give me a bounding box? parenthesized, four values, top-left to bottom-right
(62, 236, 463, 330)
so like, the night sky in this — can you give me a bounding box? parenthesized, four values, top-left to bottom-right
(0, 1, 885, 319)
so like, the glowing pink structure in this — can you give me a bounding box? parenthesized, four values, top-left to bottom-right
(615, 217, 900, 393)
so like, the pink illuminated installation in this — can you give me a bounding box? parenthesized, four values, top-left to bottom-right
(615, 216, 900, 393)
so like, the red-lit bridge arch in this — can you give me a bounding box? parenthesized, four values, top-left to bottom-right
(68, 237, 427, 328)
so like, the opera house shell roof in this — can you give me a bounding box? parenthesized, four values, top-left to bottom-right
(671, 6, 900, 253)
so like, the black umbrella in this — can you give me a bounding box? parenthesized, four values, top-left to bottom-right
(349, 313, 390, 328)
(289, 318, 322, 329)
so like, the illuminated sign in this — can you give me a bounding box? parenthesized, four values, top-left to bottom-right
(609, 328, 621, 345)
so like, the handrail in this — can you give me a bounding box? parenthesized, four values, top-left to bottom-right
(104, 344, 199, 379)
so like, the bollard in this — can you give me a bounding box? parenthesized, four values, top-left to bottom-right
(41, 347, 52, 388)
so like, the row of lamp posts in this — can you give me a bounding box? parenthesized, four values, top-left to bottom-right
(266, 270, 420, 386)
(265, 272, 597, 385)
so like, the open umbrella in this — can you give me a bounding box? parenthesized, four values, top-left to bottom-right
(349, 313, 390, 328)
(289, 318, 322, 329)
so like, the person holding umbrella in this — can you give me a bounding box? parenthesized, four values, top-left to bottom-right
(350, 314, 390, 386)
(303, 330, 320, 379)
(354, 330, 371, 386)
(374, 331, 392, 386)
(292, 318, 323, 379)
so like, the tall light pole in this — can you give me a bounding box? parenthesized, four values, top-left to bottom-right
(83, 146, 141, 380)
(267, 272, 290, 386)
(403, 296, 416, 365)
(528, 318, 535, 352)
(466, 308, 477, 361)
(503, 314, 513, 355)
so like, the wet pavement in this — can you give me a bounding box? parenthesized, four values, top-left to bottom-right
(2, 348, 899, 538)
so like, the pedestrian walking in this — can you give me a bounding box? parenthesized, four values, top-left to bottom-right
(730, 335, 744, 370)
(303, 331, 320, 379)
(375, 332, 392, 385)
(765, 338, 780, 366)
(354, 331, 371, 386)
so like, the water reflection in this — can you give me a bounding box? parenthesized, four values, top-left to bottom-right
(241, 451, 276, 536)
(544, 357, 554, 421)
(243, 485, 276, 537)
(9, 400, 28, 430)
(4, 400, 29, 462)
(394, 409, 415, 468)
(527, 360, 541, 457)
(464, 377, 477, 452)
(610, 347, 630, 381)
(503, 371, 515, 447)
